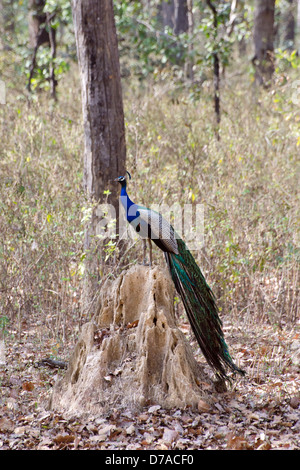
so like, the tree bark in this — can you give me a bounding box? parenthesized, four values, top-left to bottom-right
(160, 0, 175, 30)
(282, 0, 296, 50)
(173, 0, 188, 35)
(207, 0, 221, 130)
(253, 0, 275, 86)
(28, 0, 49, 48)
(185, 0, 194, 81)
(160, 0, 188, 34)
(298, 0, 300, 39)
(72, 0, 126, 311)
(46, 13, 57, 101)
(0, 0, 4, 50)
(27, 1, 56, 95)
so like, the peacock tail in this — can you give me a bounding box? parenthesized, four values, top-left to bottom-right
(165, 237, 245, 380)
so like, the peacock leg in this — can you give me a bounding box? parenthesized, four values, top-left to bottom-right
(148, 239, 152, 267)
(142, 239, 147, 265)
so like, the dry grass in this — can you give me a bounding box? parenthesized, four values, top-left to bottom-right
(0, 63, 85, 344)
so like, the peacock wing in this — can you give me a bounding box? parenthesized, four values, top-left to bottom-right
(137, 207, 179, 254)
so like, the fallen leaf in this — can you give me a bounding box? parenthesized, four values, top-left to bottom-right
(162, 428, 179, 444)
(13, 426, 26, 435)
(290, 396, 300, 409)
(148, 405, 161, 414)
(97, 424, 116, 440)
(22, 381, 34, 392)
(0, 417, 14, 433)
(227, 433, 252, 450)
(53, 434, 75, 445)
(126, 424, 135, 435)
(198, 399, 211, 413)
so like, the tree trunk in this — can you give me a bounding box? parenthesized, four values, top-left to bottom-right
(28, 0, 49, 48)
(173, 0, 188, 35)
(253, 0, 275, 86)
(72, 0, 126, 313)
(160, 0, 188, 34)
(27, 1, 56, 95)
(282, 0, 296, 50)
(160, 0, 175, 30)
(207, 1, 221, 131)
(0, 1, 3, 50)
(298, 0, 300, 40)
(185, 0, 194, 81)
(47, 13, 57, 101)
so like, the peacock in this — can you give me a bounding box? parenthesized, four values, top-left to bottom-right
(115, 171, 245, 381)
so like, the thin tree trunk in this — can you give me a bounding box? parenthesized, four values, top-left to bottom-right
(160, 1, 175, 30)
(27, 11, 56, 94)
(160, 0, 188, 34)
(72, 0, 126, 313)
(282, 0, 295, 50)
(47, 13, 57, 100)
(27, 27, 43, 92)
(185, 0, 194, 81)
(207, 0, 221, 131)
(28, 0, 49, 48)
(253, 0, 275, 86)
(173, 0, 188, 35)
(298, 0, 300, 37)
(0, 0, 3, 50)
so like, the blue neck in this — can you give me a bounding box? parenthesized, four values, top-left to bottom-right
(120, 182, 138, 223)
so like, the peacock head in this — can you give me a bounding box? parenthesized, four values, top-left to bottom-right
(114, 171, 131, 186)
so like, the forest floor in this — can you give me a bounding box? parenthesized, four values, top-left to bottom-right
(0, 314, 299, 451)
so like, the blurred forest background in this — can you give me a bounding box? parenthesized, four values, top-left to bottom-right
(0, 0, 299, 382)
(0, 0, 299, 450)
